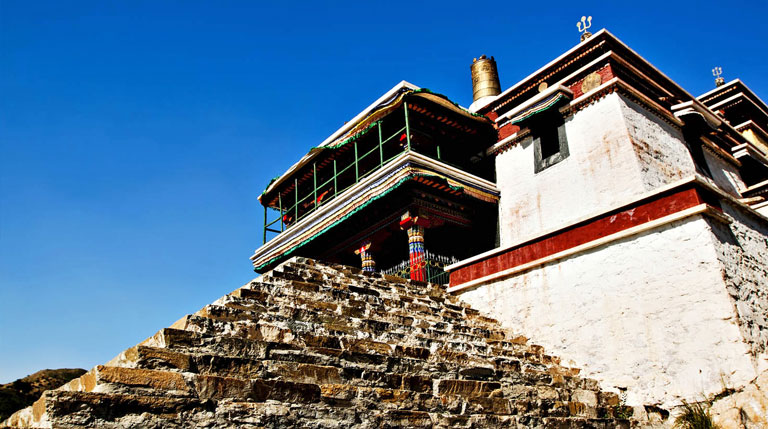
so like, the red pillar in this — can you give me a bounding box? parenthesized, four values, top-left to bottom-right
(400, 211, 431, 282)
(407, 225, 426, 281)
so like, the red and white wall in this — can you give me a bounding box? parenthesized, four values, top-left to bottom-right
(449, 91, 768, 409)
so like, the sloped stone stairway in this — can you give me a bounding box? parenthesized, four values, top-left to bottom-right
(3, 257, 638, 428)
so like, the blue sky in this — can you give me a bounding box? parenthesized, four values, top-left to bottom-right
(1, 0, 766, 383)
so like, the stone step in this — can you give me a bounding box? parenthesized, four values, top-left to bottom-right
(112, 335, 591, 402)
(115, 341, 594, 404)
(58, 363, 614, 422)
(55, 355, 612, 414)
(211, 294, 511, 345)
(218, 294, 510, 348)
(10, 388, 626, 429)
(179, 310, 551, 374)
(191, 306, 487, 352)
(241, 280, 458, 322)
(2, 257, 639, 428)
(170, 317, 573, 387)
(244, 274, 505, 334)
(260, 262, 462, 306)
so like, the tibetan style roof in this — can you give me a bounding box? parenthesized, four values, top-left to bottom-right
(698, 79, 768, 142)
(698, 79, 768, 119)
(472, 29, 698, 119)
(259, 82, 490, 205)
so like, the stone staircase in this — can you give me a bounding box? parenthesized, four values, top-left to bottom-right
(3, 257, 638, 428)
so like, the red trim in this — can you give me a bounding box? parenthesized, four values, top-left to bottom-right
(568, 65, 615, 99)
(498, 123, 521, 141)
(449, 184, 717, 286)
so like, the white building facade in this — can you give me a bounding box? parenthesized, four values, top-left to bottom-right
(448, 30, 768, 409)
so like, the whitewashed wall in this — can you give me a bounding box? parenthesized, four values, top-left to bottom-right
(458, 216, 759, 409)
(495, 93, 695, 246)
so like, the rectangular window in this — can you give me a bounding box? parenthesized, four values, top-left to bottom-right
(533, 115, 569, 173)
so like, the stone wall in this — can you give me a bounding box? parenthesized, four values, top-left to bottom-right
(711, 370, 768, 429)
(702, 150, 745, 198)
(619, 96, 694, 190)
(457, 215, 759, 409)
(708, 201, 768, 367)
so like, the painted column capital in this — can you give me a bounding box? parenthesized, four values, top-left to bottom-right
(354, 241, 376, 272)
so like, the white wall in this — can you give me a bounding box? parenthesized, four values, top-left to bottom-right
(458, 216, 759, 409)
(495, 93, 695, 246)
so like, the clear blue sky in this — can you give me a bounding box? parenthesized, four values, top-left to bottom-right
(1, 1, 766, 383)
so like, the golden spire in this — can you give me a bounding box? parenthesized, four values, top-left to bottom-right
(577, 16, 593, 42)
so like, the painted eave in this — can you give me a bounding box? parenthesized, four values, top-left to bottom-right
(251, 151, 499, 269)
(495, 84, 573, 124)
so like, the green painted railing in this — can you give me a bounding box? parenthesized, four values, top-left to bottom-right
(263, 103, 440, 244)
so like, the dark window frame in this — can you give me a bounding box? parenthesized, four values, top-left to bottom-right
(532, 115, 569, 173)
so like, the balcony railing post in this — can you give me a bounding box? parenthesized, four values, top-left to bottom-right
(294, 178, 298, 222)
(333, 159, 338, 196)
(437, 145, 441, 160)
(378, 121, 384, 167)
(354, 141, 359, 181)
(263, 205, 267, 244)
(313, 162, 317, 211)
(403, 102, 411, 152)
(278, 193, 283, 232)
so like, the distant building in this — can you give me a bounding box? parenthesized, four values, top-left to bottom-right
(253, 29, 768, 408)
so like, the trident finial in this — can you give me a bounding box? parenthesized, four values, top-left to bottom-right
(577, 16, 593, 42)
(712, 66, 724, 87)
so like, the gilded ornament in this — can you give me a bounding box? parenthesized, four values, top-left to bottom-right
(577, 16, 593, 41)
(581, 72, 602, 94)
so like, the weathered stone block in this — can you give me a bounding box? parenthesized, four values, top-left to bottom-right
(96, 366, 190, 393)
(436, 380, 501, 398)
(269, 362, 341, 385)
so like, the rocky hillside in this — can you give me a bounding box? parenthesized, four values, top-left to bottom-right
(0, 369, 86, 422)
(3, 257, 647, 428)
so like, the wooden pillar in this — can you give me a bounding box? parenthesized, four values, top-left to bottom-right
(400, 211, 430, 282)
(407, 225, 426, 281)
(354, 242, 376, 272)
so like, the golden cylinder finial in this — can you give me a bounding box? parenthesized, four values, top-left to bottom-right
(471, 55, 501, 102)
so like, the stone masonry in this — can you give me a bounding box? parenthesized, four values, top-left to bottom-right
(3, 257, 644, 428)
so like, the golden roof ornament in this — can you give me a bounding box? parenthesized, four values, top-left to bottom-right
(713, 66, 725, 87)
(470, 55, 501, 102)
(577, 16, 593, 42)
